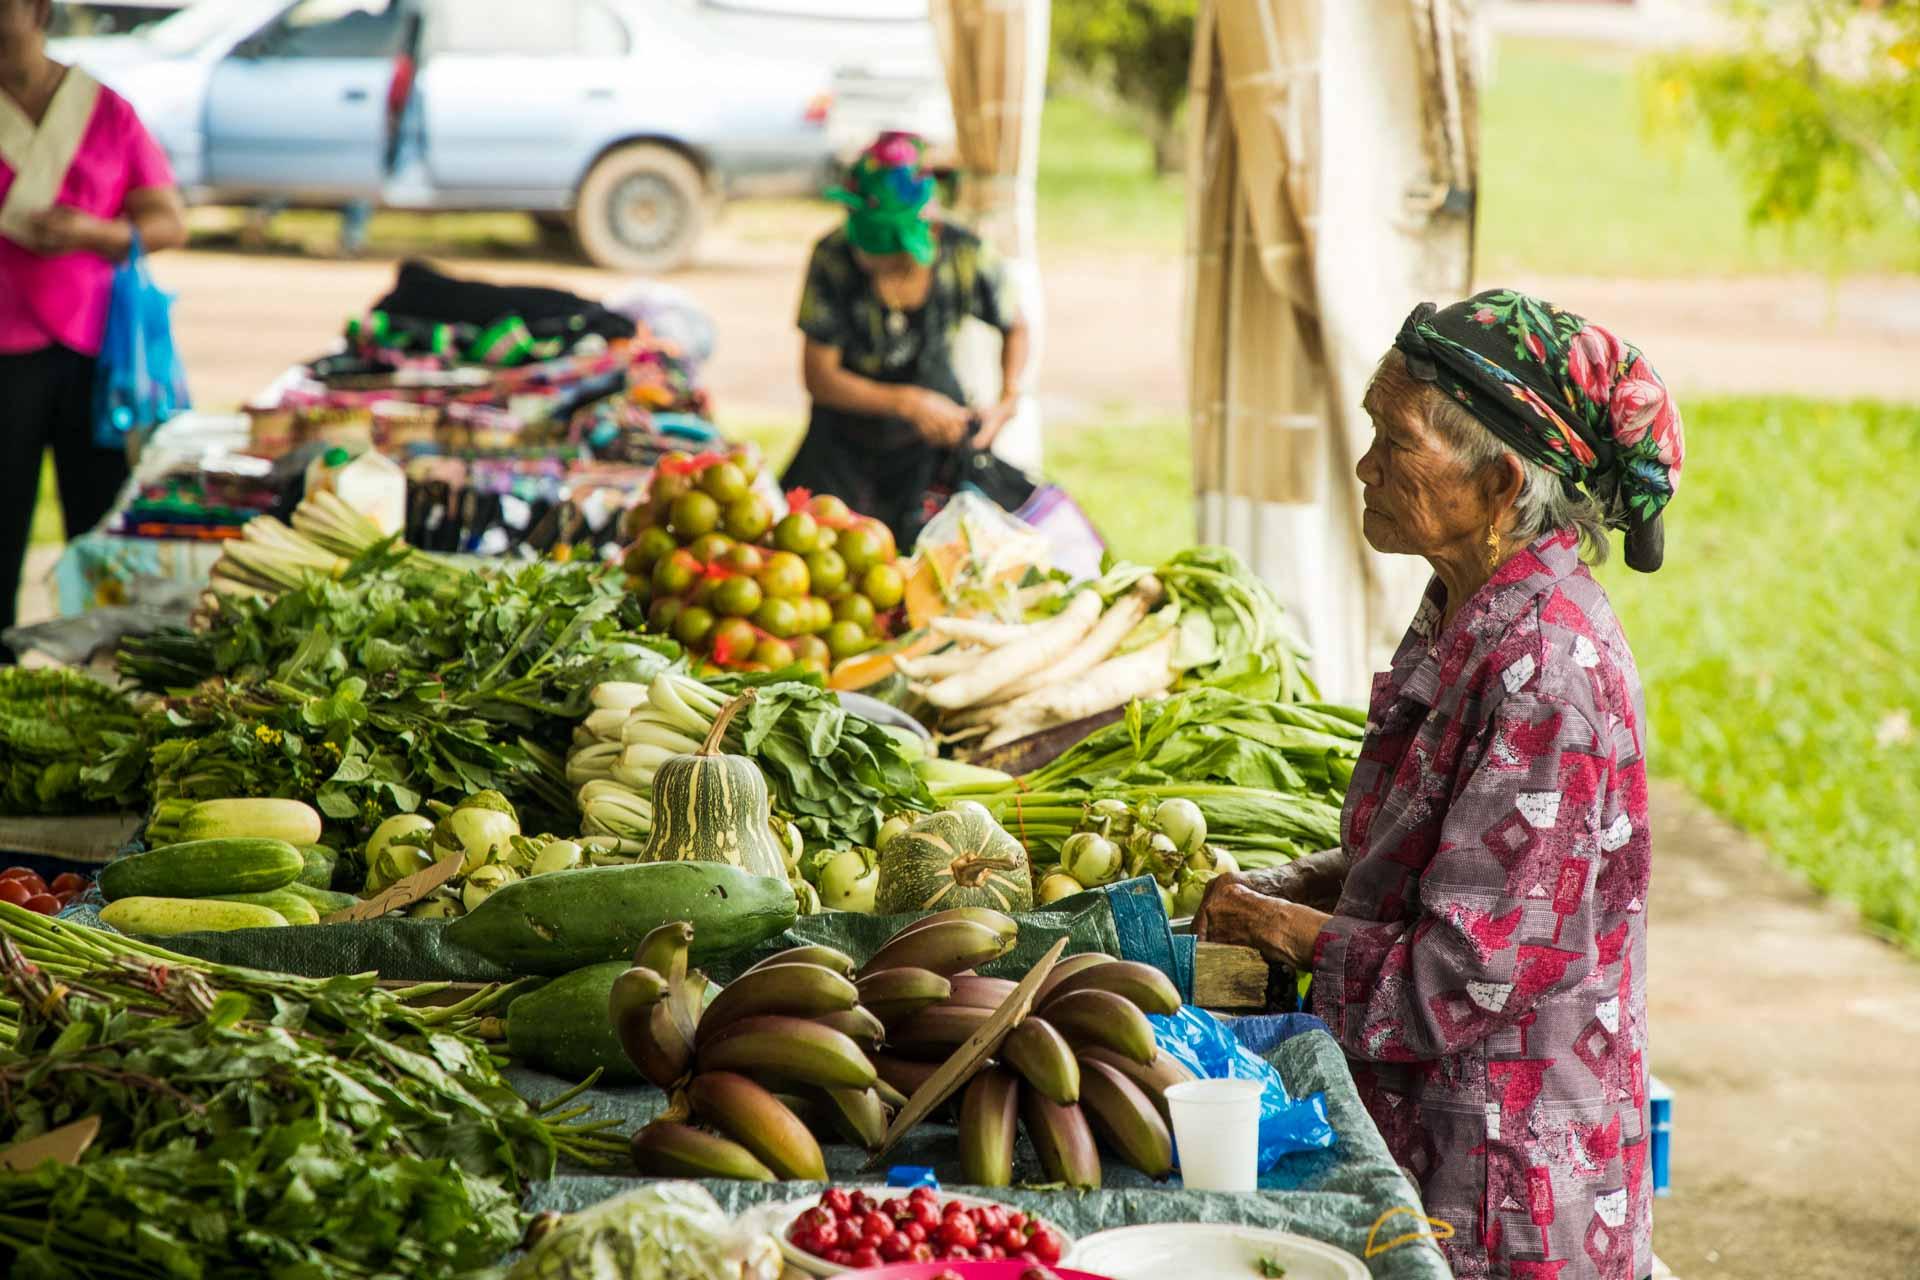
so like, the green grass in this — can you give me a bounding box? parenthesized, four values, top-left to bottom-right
(1478, 39, 1920, 278)
(1033, 94, 1186, 253)
(1602, 398, 1920, 950)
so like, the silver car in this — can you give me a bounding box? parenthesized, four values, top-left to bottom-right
(55, 0, 952, 271)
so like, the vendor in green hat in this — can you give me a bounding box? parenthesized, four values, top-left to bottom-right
(782, 132, 1029, 545)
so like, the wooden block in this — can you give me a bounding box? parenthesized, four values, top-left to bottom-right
(1193, 940, 1270, 1010)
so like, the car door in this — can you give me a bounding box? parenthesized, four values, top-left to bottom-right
(203, 0, 409, 199)
(414, 0, 632, 200)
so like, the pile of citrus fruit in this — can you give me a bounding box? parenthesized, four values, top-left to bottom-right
(620, 448, 907, 673)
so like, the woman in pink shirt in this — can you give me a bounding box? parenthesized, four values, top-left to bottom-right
(1, 0, 184, 660)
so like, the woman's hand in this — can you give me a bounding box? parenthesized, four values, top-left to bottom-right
(894, 386, 972, 447)
(22, 206, 123, 258)
(970, 396, 1020, 450)
(1194, 874, 1331, 970)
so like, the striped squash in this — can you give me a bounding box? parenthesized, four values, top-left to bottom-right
(875, 802, 1033, 914)
(642, 690, 790, 882)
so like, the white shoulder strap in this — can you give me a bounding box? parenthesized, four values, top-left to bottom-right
(0, 67, 104, 245)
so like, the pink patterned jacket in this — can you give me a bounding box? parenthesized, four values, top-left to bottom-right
(1311, 529, 1652, 1280)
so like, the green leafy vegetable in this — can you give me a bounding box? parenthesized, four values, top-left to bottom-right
(0, 668, 145, 816)
(1256, 1254, 1288, 1278)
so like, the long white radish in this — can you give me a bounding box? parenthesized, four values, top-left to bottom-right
(894, 646, 990, 681)
(928, 614, 1033, 647)
(921, 590, 1105, 708)
(985, 578, 1162, 704)
(976, 633, 1179, 747)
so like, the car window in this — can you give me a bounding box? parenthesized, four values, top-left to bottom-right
(428, 0, 629, 56)
(253, 0, 407, 59)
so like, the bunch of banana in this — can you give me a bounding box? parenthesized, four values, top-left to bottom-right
(568, 674, 806, 881)
(948, 953, 1194, 1190)
(619, 924, 900, 1182)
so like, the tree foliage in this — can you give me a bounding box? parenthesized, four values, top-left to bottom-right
(1051, 0, 1198, 171)
(1646, 0, 1920, 239)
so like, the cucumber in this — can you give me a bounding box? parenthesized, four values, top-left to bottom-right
(178, 798, 323, 847)
(213, 889, 321, 926)
(447, 862, 797, 976)
(504, 962, 642, 1084)
(100, 897, 287, 935)
(296, 844, 338, 889)
(283, 882, 358, 916)
(98, 838, 305, 903)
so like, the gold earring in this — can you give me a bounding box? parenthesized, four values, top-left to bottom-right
(1485, 526, 1501, 573)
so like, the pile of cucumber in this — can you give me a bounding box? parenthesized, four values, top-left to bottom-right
(98, 799, 354, 934)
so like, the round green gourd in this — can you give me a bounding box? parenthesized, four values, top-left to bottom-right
(642, 689, 791, 882)
(875, 802, 1033, 914)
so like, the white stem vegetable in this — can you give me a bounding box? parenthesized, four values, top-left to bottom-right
(927, 615, 1034, 647)
(986, 578, 1163, 705)
(894, 646, 990, 681)
(591, 681, 653, 712)
(584, 707, 630, 741)
(621, 713, 704, 753)
(921, 590, 1105, 709)
(649, 673, 716, 737)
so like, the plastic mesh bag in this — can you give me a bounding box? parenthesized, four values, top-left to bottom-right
(503, 1182, 780, 1280)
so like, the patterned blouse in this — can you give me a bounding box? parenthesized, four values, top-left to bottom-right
(1312, 529, 1653, 1280)
(796, 222, 1019, 383)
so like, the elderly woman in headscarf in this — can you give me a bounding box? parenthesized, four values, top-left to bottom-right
(782, 132, 1029, 543)
(1197, 291, 1684, 1280)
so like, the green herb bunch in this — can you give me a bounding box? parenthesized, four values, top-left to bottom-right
(0, 669, 146, 817)
(0, 904, 622, 1279)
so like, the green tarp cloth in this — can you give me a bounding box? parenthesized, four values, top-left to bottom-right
(507, 1026, 1449, 1280)
(60, 881, 1153, 988)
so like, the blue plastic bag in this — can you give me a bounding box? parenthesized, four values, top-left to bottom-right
(1151, 1005, 1335, 1172)
(93, 233, 189, 449)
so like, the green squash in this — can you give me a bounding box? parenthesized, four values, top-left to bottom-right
(642, 689, 791, 882)
(875, 801, 1033, 914)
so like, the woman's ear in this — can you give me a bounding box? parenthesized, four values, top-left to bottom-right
(1485, 452, 1526, 527)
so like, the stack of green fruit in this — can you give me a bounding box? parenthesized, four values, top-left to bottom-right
(619, 449, 908, 673)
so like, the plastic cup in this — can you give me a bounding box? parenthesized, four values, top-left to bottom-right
(1165, 1078, 1264, 1191)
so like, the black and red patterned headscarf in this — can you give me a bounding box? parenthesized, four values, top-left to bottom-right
(1394, 289, 1685, 572)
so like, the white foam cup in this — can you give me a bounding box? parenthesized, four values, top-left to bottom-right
(1164, 1078, 1264, 1191)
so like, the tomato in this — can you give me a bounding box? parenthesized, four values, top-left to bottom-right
(910, 1243, 935, 1263)
(1, 869, 46, 896)
(51, 873, 88, 895)
(861, 1212, 891, 1243)
(23, 894, 60, 916)
(937, 1214, 978, 1251)
(999, 1226, 1030, 1252)
(810, 1221, 839, 1251)
(881, 1197, 906, 1220)
(984, 1243, 1006, 1260)
(1007, 1212, 1028, 1230)
(849, 1247, 882, 1270)
(904, 1222, 927, 1244)
(820, 1189, 852, 1219)
(823, 1248, 852, 1266)
(847, 1190, 873, 1216)
(1029, 1227, 1063, 1264)
(910, 1200, 942, 1230)
(0, 881, 30, 907)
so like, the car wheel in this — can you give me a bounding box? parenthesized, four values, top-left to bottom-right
(575, 143, 707, 274)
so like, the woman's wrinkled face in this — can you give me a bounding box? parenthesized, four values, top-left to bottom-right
(1355, 357, 1492, 558)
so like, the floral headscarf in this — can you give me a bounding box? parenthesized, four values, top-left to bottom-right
(827, 132, 937, 265)
(1393, 288, 1685, 572)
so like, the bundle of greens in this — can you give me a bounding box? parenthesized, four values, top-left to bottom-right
(0, 669, 145, 816)
(932, 686, 1364, 868)
(112, 546, 675, 842)
(1122, 546, 1318, 700)
(0, 902, 621, 1279)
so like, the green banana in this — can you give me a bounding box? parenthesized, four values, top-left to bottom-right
(887, 1003, 993, 1059)
(813, 1005, 886, 1051)
(744, 943, 858, 978)
(959, 1067, 1020, 1187)
(1079, 1057, 1174, 1177)
(606, 965, 669, 1021)
(686, 1071, 827, 1181)
(1001, 1016, 1080, 1104)
(1076, 1047, 1195, 1126)
(946, 974, 1018, 1010)
(874, 1053, 941, 1102)
(629, 1119, 775, 1182)
(872, 1076, 911, 1111)
(696, 1015, 877, 1090)
(1034, 952, 1117, 1004)
(1022, 1089, 1102, 1189)
(615, 994, 694, 1089)
(889, 905, 1019, 946)
(633, 920, 694, 988)
(1041, 959, 1182, 1016)
(853, 966, 953, 1025)
(693, 963, 858, 1048)
(859, 919, 1013, 978)
(1044, 988, 1157, 1064)
(818, 1085, 891, 1151)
